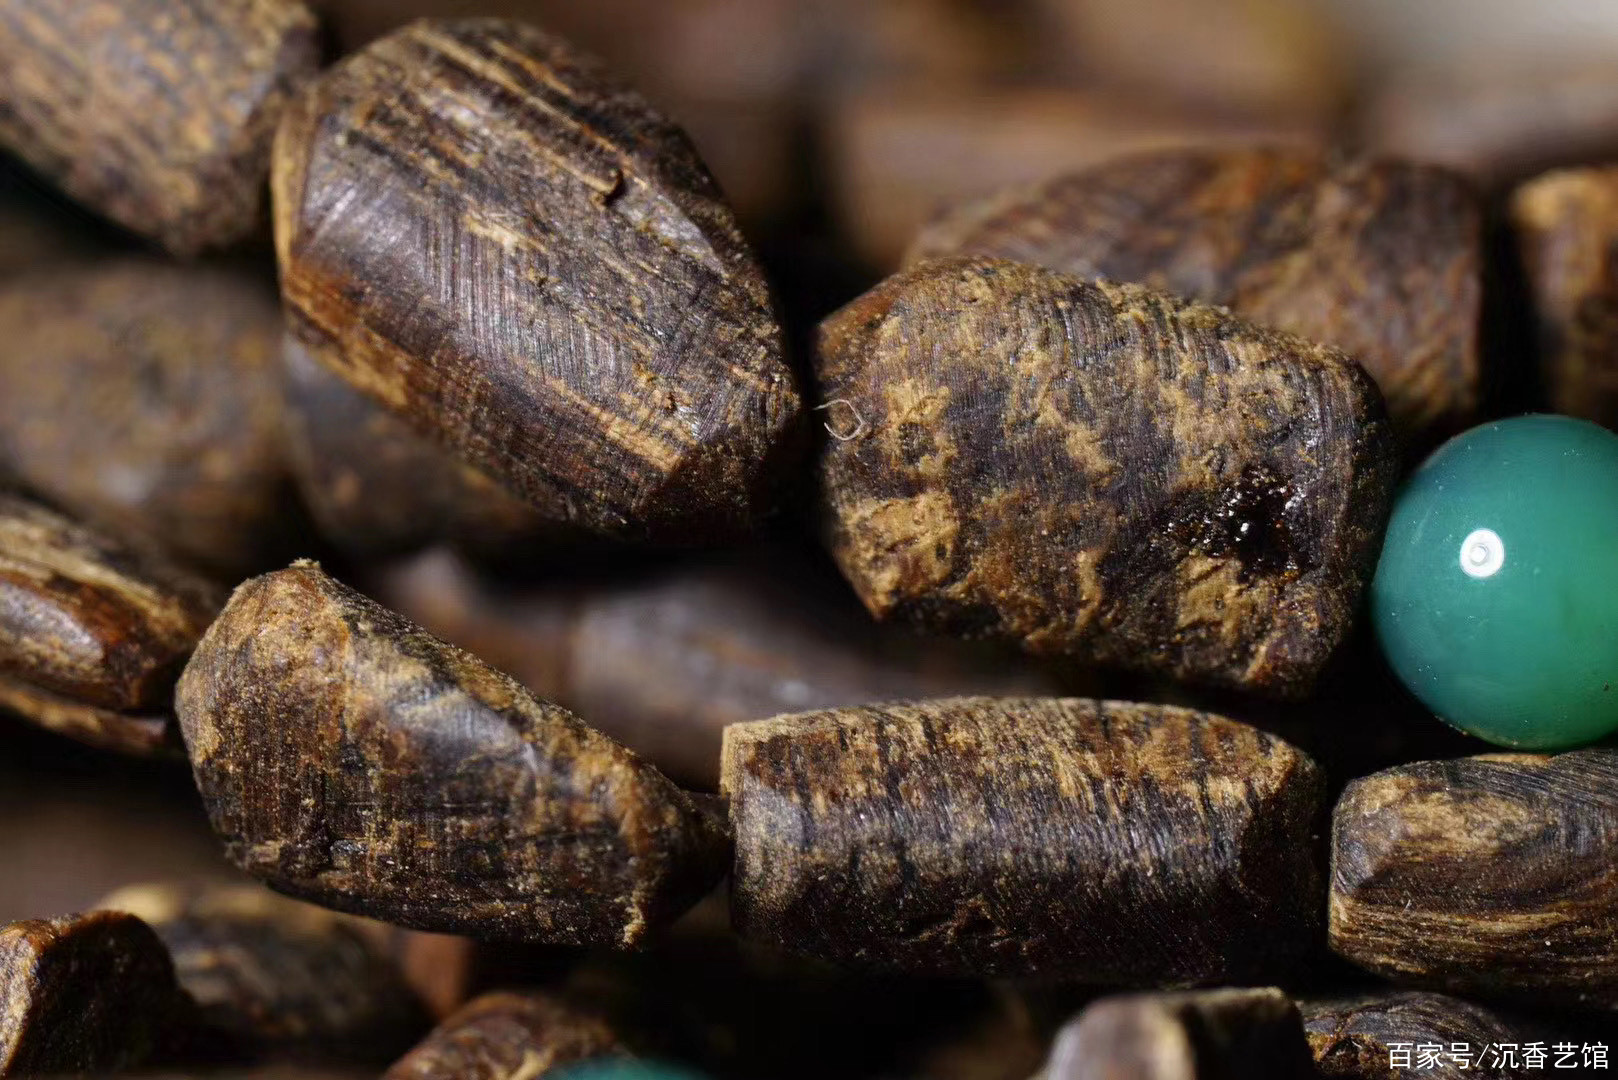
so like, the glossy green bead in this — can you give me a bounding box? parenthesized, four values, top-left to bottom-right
(549, 1061, 710, 1080)
(1372, 414, 1618, 749)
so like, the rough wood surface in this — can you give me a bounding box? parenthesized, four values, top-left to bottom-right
(283, 337, 543, 558)
(722, 696, 1326, 979)
(273, 18, 802, 543)
(383, 991, 621, 1080)
(0, 0, 322, 254)
(908, 148, 1482, 441)
(1301, 992, 1531, 1079)
(1330, 750, 1618, 1010)
(99, 883, 429, 1063)
(1512, 166, 1618, 427)
(0, 493, 219, 753)
(814, 256, 1397, 696)
(0, 910, 180, 1075)
(176, 561, 728, 945)
(1038, 988, 1314, 1080)
(375, 549, 1069, 790)
(0, 260, 293, 577)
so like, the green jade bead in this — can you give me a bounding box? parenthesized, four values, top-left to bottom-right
(549, 1062, 711, 1080)
(1372, 414, 1618, 749)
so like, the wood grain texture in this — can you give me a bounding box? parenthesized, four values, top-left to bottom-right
(99, 883, 429, 1063)
(383, 991, 620, 1080)
(0, 493, 219, 753)
(1512, 166, 1618, 428)
(908, 148, 1483, 442)
(175, 561, 728, 946)
(814, 256, 1398, 696)
(273, 18, 802, 542)
(1301, 992, 1530, 1079)
(1038, 988, 1315, 1080)
(0, 0, 322, 254)
(282, 336, 543, 559)
(1330, 751, 1618, 1010)
(0, 910, 179, 1075)
(375, 549, 1068, 790)
(0, 259, 293, 577)
(722, 697, 1326, 980)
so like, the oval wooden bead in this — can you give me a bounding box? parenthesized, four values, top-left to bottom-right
(1329, 750, 1618, 1010)
(384, 991, 621, 1080)
(721, 697, 1326, 981)
(0, 911, 181, 1075)
(0, 493, 219, 753)
(273, 18, 802, 542)
(99, 883, 429, 1062)
(814, 257, 1398, 696)
(0, 260, 292, 577)
(908, 148, 1484, 442)
(0, 0, 322, 254)
(176, 562, 728, 945)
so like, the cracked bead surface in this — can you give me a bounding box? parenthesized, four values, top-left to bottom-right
(1372, 415, 1618, 749)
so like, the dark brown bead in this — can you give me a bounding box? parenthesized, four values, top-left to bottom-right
(0, 910, 181, 1075)
(1302, 992, 1535, 1080)
(273, 18, 802, 543)
(374, 549, 1071, 790)
(383, 991, 621, 1080)
(1330, 750, 1618, 1010)
(176, 562, 728, 945)
(909, 148, 1484, 443)
(1041, 988, 1315, 1080)
(0, 0, 322, 254)
(814, 256, 1398, 696)
(722, 697, 1325, 980)
(282, 337, 543, 559)
(0, 492, 219, 754)
(0, 259, 294, 577)
(1512, 165, 1618, 428)
(99, 883, 430, 1063)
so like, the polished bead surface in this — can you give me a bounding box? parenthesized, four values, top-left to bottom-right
(550, 1062, 711, 1080)
(1372, 414, 1618, 749)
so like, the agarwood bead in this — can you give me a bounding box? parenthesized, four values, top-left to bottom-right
(383, 991, 621, 1080)
(814, 257, 1398, 696)
(908, 149, 1483, 442)
(1038, 988, 1314, 1080)
(99, 883, 429, 1063)
(722, 697, 1325, 980)
(1301, 992, 1532, 1080)
(273, 18, 802, 542)
(0, 677, 173, 758)
(1330, 750, 1618, 1010)
(282, 337, 542, 559)
(0, 910, 180, 1075)
(374, 549, 1069, 789)
(1511, 166, 1618, 428)
(0, 492, 219, 754)
(0, 260, 293, 576)
(176, 561, 728, 945)
(0, 0, 322, 255)
(827, 88, 1322, 269)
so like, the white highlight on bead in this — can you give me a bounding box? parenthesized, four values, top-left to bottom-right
(1459, 528, 1505, 579)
